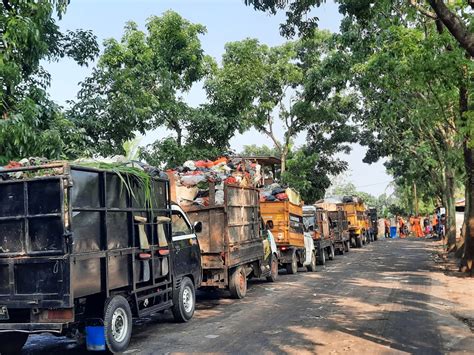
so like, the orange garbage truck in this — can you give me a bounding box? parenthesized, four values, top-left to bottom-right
(260, 200, 316, 274)
(340, 196, 368, 248)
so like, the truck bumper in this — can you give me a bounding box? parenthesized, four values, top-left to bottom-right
(0, 323, 63, 334)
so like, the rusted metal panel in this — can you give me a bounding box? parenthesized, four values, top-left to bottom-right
(184, 184, 263, 273)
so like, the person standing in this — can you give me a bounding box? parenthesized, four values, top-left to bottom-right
(384, 218, 390, 238)
(432, 213, 438, 237)
(398, 217, 406, 238)
(409, 215, 415, 235)
(413, 215, 424, 238)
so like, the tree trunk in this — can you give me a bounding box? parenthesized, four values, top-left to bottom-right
(428, 0, 474, 57)
(445, 168, 457, 251)
(462, 144, 474, 273)
(280, 145, 289, 175)
(459, 61, 473, 273)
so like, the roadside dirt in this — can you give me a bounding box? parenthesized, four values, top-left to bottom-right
(22, 238, 473, 354)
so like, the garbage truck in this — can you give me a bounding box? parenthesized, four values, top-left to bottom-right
(340, 196, 368, 248)
(303, 206, 335, 265)
(177, 183, 279, 299)
(315, 199, 351, 255)
(0, 162, 202, 354)
(260, 200, 316, 274)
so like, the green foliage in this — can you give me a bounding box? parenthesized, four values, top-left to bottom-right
(0, 89, 89, 164)
(281, 145, 348, 203)
(207, 31, 355, 172)
(69, 11, 212, 155)
(240, 144, 281, 157)
(1, 0, 98, 116)
(0, 0, 98, 162)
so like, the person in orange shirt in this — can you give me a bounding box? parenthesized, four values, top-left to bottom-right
(409, 215, 415, 235)
(413, 215, 424, 238)
(398, 217, 406, 238)
(384, 218, 390, 238)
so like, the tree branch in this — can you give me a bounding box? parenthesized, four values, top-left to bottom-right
(409, 0, 438, 19)
(2, 0, 12, 11)
(428, 0, 474, 57)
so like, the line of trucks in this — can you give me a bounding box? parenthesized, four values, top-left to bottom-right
(0, 161, 378, 354)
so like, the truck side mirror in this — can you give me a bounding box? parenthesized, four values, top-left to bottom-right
(193, 221, 202, 233)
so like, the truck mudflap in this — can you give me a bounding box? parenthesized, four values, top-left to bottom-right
(278, 247, 295, 264)
(0, 323, 63, 333)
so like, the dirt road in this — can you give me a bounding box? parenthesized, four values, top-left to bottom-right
(22, 238, 473, 354)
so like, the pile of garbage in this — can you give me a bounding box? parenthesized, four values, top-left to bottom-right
(0, 156, 168, 181)
(259, 184, 301, 205)
(169, 157, 301, 207)
(0, 157, 57, 180)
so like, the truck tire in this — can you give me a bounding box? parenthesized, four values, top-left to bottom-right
(356, 235, 363, 248)
(104, 295, 133, 354)
(285, 253, 298, 275)
(0, 332, 29, 354)
(337, 244, 345, 255)
(172, 277, 196, 322)
(318, 248, 326, 266)
(306, 252, 317, 272)
(266, 255, 279, 282)
(328, 245, 335, 260)
(229, 266, 247, 299)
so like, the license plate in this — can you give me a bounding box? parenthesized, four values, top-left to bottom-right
(0, 306, 9, 320)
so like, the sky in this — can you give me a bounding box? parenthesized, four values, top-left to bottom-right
(43, 0, 393, 197)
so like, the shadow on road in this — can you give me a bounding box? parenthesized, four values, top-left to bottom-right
(22, 239, 452, 354)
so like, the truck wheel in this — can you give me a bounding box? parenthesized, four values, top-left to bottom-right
(306, 252, 317, 272)
(285, 253, 298, 275)
(0, 332, 29, 354)
(328, 245, 335, 260)
(104, 295, 133, 354)
(266, 255, 279, 282)
(318, 248, 326, 266)
(356, 235, 363, 248)
(337, 244, 345, 255)
(229, 266, 247, 299)
(172, 277, 196, 322)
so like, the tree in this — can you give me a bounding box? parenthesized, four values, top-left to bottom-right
(240, 144, 281, 157)
(207, 31, 355, 173)
(69, 11, 211, 155)
(140, 107, 237, 168)
(0, 0, 98, 162)
(206, 39, 303, 173)
(245, 0, 474, 56)
(246, 0, 474, 273)
(282, 145, 348, 203)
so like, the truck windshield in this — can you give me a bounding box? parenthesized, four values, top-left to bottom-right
(303, 216, 315, 231)
(172, 212, 192, 237)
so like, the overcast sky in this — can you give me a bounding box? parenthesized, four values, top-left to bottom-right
(42, 0, 393, 196)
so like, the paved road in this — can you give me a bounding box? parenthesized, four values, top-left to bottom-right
(23, 238, 454, 354)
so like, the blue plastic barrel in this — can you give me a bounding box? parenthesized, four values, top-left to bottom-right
(86, 325, 106, 351)
(390, 226, 397, 238)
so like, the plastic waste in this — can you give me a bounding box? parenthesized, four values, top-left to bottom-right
(183, 160, 197, 171)
(181, 174, 206, 186)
